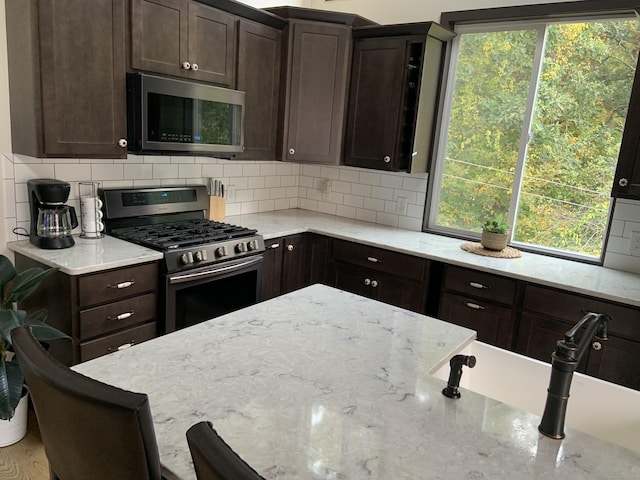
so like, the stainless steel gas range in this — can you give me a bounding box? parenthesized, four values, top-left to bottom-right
(101, 185, 265, 334)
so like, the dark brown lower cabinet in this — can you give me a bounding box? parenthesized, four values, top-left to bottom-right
(332, 263, 427, 312)
(261, 234, 309, 301)
(15, 254, 159, 365)
(517, 284, 640, 390)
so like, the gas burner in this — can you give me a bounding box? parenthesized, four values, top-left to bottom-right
(110, 220, 259, 251)
(101, 185, 265, 273)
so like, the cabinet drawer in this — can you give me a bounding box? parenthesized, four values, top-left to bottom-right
(79, 322, 156, 362)
(443, 265, 516, 305)
(78, 262, 158, 307)
(79, 293, 157, 340)
(523, 284, 640, 340)
(439, 291, 515, 349)
(331, 239, 427, 281)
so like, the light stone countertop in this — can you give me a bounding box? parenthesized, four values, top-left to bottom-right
(7, 235, 163, 275)
(8, 208, 639, 307)
(74, 284, 640, 480)
(227, 209, 640, 307)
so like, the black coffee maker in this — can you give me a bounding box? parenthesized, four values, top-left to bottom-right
(28, 179, 78, 249)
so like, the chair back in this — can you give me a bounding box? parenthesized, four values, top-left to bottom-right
(12, 326, 163, 480)
(186, 421, 265, 480)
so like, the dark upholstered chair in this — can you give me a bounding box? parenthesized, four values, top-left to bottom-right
(12, 325, 165, 480)
(186, 421, 265, 480)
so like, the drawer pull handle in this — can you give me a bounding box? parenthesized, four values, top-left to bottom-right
(367, 256, 382, 263)
(109, 311, 134, 321)
(108, 280, 135, 289)
(469, 282, 488, 290)
(465, 302, 486, 310)
(107, 342, 135, 353)
(269, 243, 281, 249)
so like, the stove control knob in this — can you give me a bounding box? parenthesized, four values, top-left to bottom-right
(215, 246, 227, 258)
(235, 243, 247, 254)
(194, 250, 207, 262)
(247, 240, 259, 251)
(180, 252, 194, 265)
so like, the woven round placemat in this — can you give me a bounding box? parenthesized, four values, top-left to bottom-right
(460, 242, 522, 258)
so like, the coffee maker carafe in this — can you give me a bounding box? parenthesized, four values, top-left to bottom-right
(28, 179, 78, 249)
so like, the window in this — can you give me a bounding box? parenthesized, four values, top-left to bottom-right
(428, 13, 640, 260)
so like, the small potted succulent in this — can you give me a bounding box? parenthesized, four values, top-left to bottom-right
(0, 254, 67, 446)
(481, 218, 509, 251)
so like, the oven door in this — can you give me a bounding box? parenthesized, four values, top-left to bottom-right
(163, 255, 263, 333)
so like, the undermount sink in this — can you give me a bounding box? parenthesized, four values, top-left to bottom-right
(430, 341, 640, 453)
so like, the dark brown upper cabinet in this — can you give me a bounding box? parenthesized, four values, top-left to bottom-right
(277, 19, 352, 165)
(131, 0, 236, 86)
(344, 23, 454, 173)
(234, 19, 282, 160)
(5, 0, 128, 158)
(613, 59, 640, 199)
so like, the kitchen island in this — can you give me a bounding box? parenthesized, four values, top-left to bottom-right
(74, 284, 640, 480)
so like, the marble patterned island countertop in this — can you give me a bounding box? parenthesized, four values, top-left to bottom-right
(227, 209, 640, 307)
(74, 285, 640, 480)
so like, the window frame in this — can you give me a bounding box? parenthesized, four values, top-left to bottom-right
(423, 0, 640, 263)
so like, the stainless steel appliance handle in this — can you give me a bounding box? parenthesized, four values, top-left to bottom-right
(168, 257, 262, 285)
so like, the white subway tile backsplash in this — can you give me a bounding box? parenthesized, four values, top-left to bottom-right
(124, 164, 153, 180)
(339, 168, 360, 183)
(15, 162, 55, 182)
(355, 208, 376, 223)
(372, 186, 393, 201)
(4, 152, 640, 275)
(153, 164, 180, 179)
(359, 171, 381, 186)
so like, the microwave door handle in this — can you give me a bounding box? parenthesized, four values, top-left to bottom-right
(168, 257, 262, 285)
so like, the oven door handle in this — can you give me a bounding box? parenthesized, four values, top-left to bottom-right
(168, 256, 262, 285)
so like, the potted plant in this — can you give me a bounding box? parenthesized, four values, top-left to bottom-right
(481, 219, 509, 251)
(0, 254, 66, 446)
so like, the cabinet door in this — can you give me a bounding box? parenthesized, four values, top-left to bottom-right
(131, 0, 189, 76)
(344, 37, 406, 170)
(261, 240, 284, 301)
(187, 2, 236, 86)
(586, 336, 640, 390)
(281, 234, 308, 294)
(282, 21, 351, 164)
(332, 263, 426, 313)
(439, 292, 514, 349)
(307, 234, 331, 286)
(612, 62, 640, 199)
(236, 20, 282, 159)
(38, 0, 127, 157)
(515, 312, 588, 371)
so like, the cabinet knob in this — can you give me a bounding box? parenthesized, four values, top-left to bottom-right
(618, 178, 629, 187)
(592, 341, 603, 351)
(118, 138, 128, 148)
(191, 63, 199, 71)
(364, 278, 371, 286)
(370, 280, 378, 288)
(286, 244, 294, 251)
(383, 156, 391, 163)
(288, 148, 295, 155)
(181, 61, 191, 70)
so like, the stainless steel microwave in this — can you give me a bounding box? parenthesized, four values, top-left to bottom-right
(126, 73, 245, 155)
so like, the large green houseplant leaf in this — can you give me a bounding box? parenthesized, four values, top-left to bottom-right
(0, 255, 67, 421)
